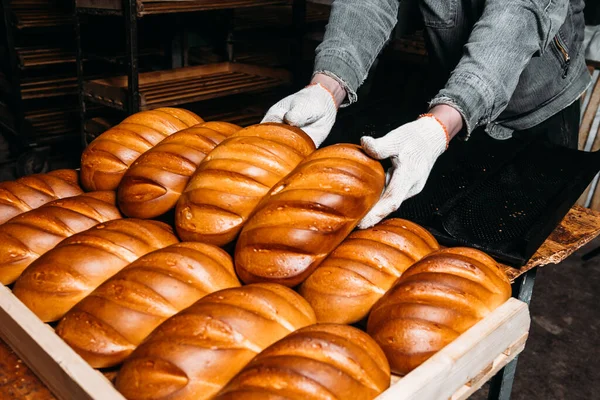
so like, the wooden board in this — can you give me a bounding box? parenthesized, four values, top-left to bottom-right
(11, 1, 73, 29)
(17, 48, 76, 69)
(83, 62, 290, 111)
(0, 279, 529, 400)
(0, 284, 126, 400)
(502, 206, 600, 281)
(376, 298, 530, 400)
(20, 76, 78, 100)
(576, 65, 600, 208)
(75, 0, 289, 16)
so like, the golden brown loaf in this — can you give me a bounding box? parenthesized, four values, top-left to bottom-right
(235, 144, 386, 287)
(0, 191, 122, 285)
(56, 242, 241, 368)
(12, 219, 178, 322)
(80, 108, 203, 191)
(198, 121, 243, 137)
(117, 122, 241, 218)
(115, 283, 317, 400)
(299, 218, 440, 324)
(367, 247, 512, 375)
(0, 169, 82, 225)
(175, 122, 315, 246)
(215, 324, 391, 400)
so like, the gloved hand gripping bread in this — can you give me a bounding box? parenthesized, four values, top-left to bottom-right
(80, 108, 203, 191)
(0, 191, 121, 285)
(118, 121, 241, 218)
(367, 247, 512, 375)
(214, 324, 391, 400)
(115, 283, 316, 400)
(56, 242, 241, 368)
(175, 122, 315, 246)
(235, 143, 386, 287)
(12, 219, 178, 322)
(299, 218, 440, 324)
(0, 169, 82, 225)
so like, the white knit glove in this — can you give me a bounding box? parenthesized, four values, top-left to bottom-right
(262, 83, 338, 148)
(358, 115, 449, 229)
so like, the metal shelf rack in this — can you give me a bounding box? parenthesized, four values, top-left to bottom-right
(74, 0, 308, 146)
(1, 0, 80, 162)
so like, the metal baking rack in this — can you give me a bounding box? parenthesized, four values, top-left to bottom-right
(74, 0, 312, 146)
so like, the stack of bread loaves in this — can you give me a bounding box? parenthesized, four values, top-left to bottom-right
(0, 106, 514, 400)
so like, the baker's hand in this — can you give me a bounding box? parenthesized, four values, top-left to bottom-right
(357, 114, 451, 229)
(262, 74, 346, 148)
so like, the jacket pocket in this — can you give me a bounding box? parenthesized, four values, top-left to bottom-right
(419, 0, 458, 28)
(551, 29, 571, 79)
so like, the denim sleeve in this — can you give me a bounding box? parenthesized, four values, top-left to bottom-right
(313, 0, 399, 104)
(429, 0, 570, 136)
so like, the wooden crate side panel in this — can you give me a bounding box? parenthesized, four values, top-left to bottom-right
(0, 285, 125, 400)
(377, 298, 530, 400)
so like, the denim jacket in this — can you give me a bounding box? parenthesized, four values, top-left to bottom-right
(314, 0, 591, 139)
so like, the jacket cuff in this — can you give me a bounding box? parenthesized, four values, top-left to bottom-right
(429, 72, 495, 139)
(314, 50, 361, 106)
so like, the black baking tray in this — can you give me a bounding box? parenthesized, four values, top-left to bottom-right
(391, 132, 600, 267)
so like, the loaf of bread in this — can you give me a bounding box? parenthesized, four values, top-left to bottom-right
(56, 242, 241, 368)
(235, 144, 386, 287)
(215, 324, 391, 400)
(81, 108, 203, 191)
(13, 219, 178, 322)
(118, 121, 241, 218)
(0, 191, 122, 285)
(175, 122, 315, 246)
(115, 283, 316, 400)
(197, 121, 243, 137)
(0, 169, 82, 225)
(367, 247, 512, 375)
(299, 218, 440, 324)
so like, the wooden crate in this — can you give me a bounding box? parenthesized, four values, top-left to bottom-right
(0, 280, 529, 400)
(83, 62, 291, 111)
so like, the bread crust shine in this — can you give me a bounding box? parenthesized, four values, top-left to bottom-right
(118, 122, 240, 219)
(12, 219, 179, 322)
(115, 283, 316, 400)
(81, 108, 203, 191)
(0, 191, 121, 285)
(214, 324, 391, 400)
(56, 242, 241, 368)
(175, 122, 315, 246)
(367, 247, 512, 375)
(235, 143, 386, 287)
(0, 169, 82, 225)
(299, 218, 440, 324)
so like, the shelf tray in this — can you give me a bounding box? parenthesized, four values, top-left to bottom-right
(17, 47, 76, 69)
(24, 107, 78, 137)
(11, 0, 73, 29)
(83, 62, 291, 110)
(20, 76, 78, 100)
(75, 0, 289, 16)
(233, 2, 330, 31)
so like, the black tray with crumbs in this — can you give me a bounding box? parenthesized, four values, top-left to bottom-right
(391, 131, 600, 267)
